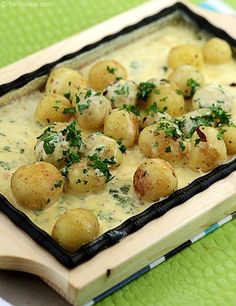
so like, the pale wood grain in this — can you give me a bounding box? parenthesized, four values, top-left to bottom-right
(0, 1, 236, 306)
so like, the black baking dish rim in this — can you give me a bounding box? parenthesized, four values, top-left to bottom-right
(0, 2, 236, 268)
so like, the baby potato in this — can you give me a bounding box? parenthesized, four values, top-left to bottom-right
(133, 158, 178, 202)
(83, 132, 123, 167)
(202, 37, 232, 64)
(177, 108, 212, 137)
(89, 60, 127, 91)
(169, 65, 204, 98)
(66, 159, 107, 195)
(138, 120, 187, 165)
(168, 44, 204, 69)
(104, 79, 137, 108)
(103, 108, 139, 147)
(140, 104, 171, 128)
(222, 126, 236, 154)
(45, 67, 87, 101)
(35, 94, 73, 125)
(192, 84, 232, 112)
(188, 126, 227, 172)
(11, 162, 63, 210)
(34, 121, 83, 168)
(75, 89, 111, 130)
(51, 208, 99, 252)
(146, 80, 185, 117)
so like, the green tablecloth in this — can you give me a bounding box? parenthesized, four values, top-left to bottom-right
(1, 1, 236, 305)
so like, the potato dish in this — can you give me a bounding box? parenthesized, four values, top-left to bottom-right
(1, 21, 236, 252)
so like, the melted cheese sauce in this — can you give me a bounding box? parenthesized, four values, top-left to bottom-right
(1, 22, 236, 235)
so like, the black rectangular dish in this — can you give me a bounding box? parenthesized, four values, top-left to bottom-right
(0, 2, 236, 268)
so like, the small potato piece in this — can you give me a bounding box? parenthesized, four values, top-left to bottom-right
(35, 94, 73, 124)
(11, 162, 63, 210)
(104, 108, 139, 147)
(104, 80, 137, 108)
(75, 89, 111, 130)
(83, 133, 123, 167)
(189, 126, 227, 172)
(223, 126, 236, 154)
(169, 65, 204, 98)
(177, 108, 212, 137)
(34, 121, 83, 168)
(51, 208, 99, 252)
(141, 107, 171, 129)
(66, 159, 107, 195)
(45, 67, 87, 101)
(133, 158, 178, 202)
(168, 44, 204, 69)
(202, 38, 232, 64)
(138, 120, 187, 165)
(192, 84, 232, 112)
(146, 80, 185, 117)
(89, 60, 127, 91)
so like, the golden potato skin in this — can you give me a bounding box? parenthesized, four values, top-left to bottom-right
(188, 126, 227, 172)
(133, 158, 178, 202)
(146, 80, 185, 117)
(202, 38, 232, 64)
(140, 108, 171, 129)
(169, 65, 204, 98)
(11, 162, 63, 210)
(66, 159, 107, 195)
(138, 122, 186, 165)
(75, 89, 111, 130)
(45, 67, 87, 101)
(83, 133, 123, 167)
(168, 44, 204, 69)
(223, 126, 236, 154)
(104, 79, 137, 108)
(103, 108, 139, 147)
(89, 60, 127, 91)
(51, 208, 99, 252)
(35, 94, 73, 124)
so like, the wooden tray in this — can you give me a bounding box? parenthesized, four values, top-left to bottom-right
(1, 1, 236, 305)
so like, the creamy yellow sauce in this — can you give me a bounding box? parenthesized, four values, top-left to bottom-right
(1, 22, 236, 236)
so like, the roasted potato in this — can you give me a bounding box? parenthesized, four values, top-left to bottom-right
(45, 67, 87, 101)
(146, 80, 185, 117)
(11, 162, 63, 210)
(169, 65, 204, 98)
(192, 84, 232, 112)
(74, 89, 111, 130)
(138, 120, 187, 165)
(52, 208, 99, 252)
(89, 60, 127, 91)
(133, 158, 178, 201)
(35, 94, 73, 125)
(104, 79, 137, 108)
(202, 37, 232, 64)
(104, 108, 139, 147)
(168, 44, 204, 69)
(188, 126, 227, 172)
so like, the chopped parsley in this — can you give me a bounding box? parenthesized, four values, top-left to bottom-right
(107, 66, 117, 74)
(217, 128, 226, 140)
(165, 146, 172, 153)
(88, 154, 114, 182)
(63, 107, 76, 114)
(64, 92, 71, 99)
(114, 85, 129, 97)
(54, 180, 63, 188)
(117, 139, 127, 153)
(0, 161, 11, 170)
(137, 81, 155, 101)
(62, 120, 83, 150)
(36, 126, 57, 154)
(186, 78, 200, 98)
(121, 104, 140, 116)
(194, 138, 202, 146)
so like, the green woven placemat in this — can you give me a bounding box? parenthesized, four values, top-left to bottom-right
(1, 1, 236, 305)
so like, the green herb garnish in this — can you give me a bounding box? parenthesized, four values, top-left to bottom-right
(117, 139, 127, 153)
(137, 81, 155, 101)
